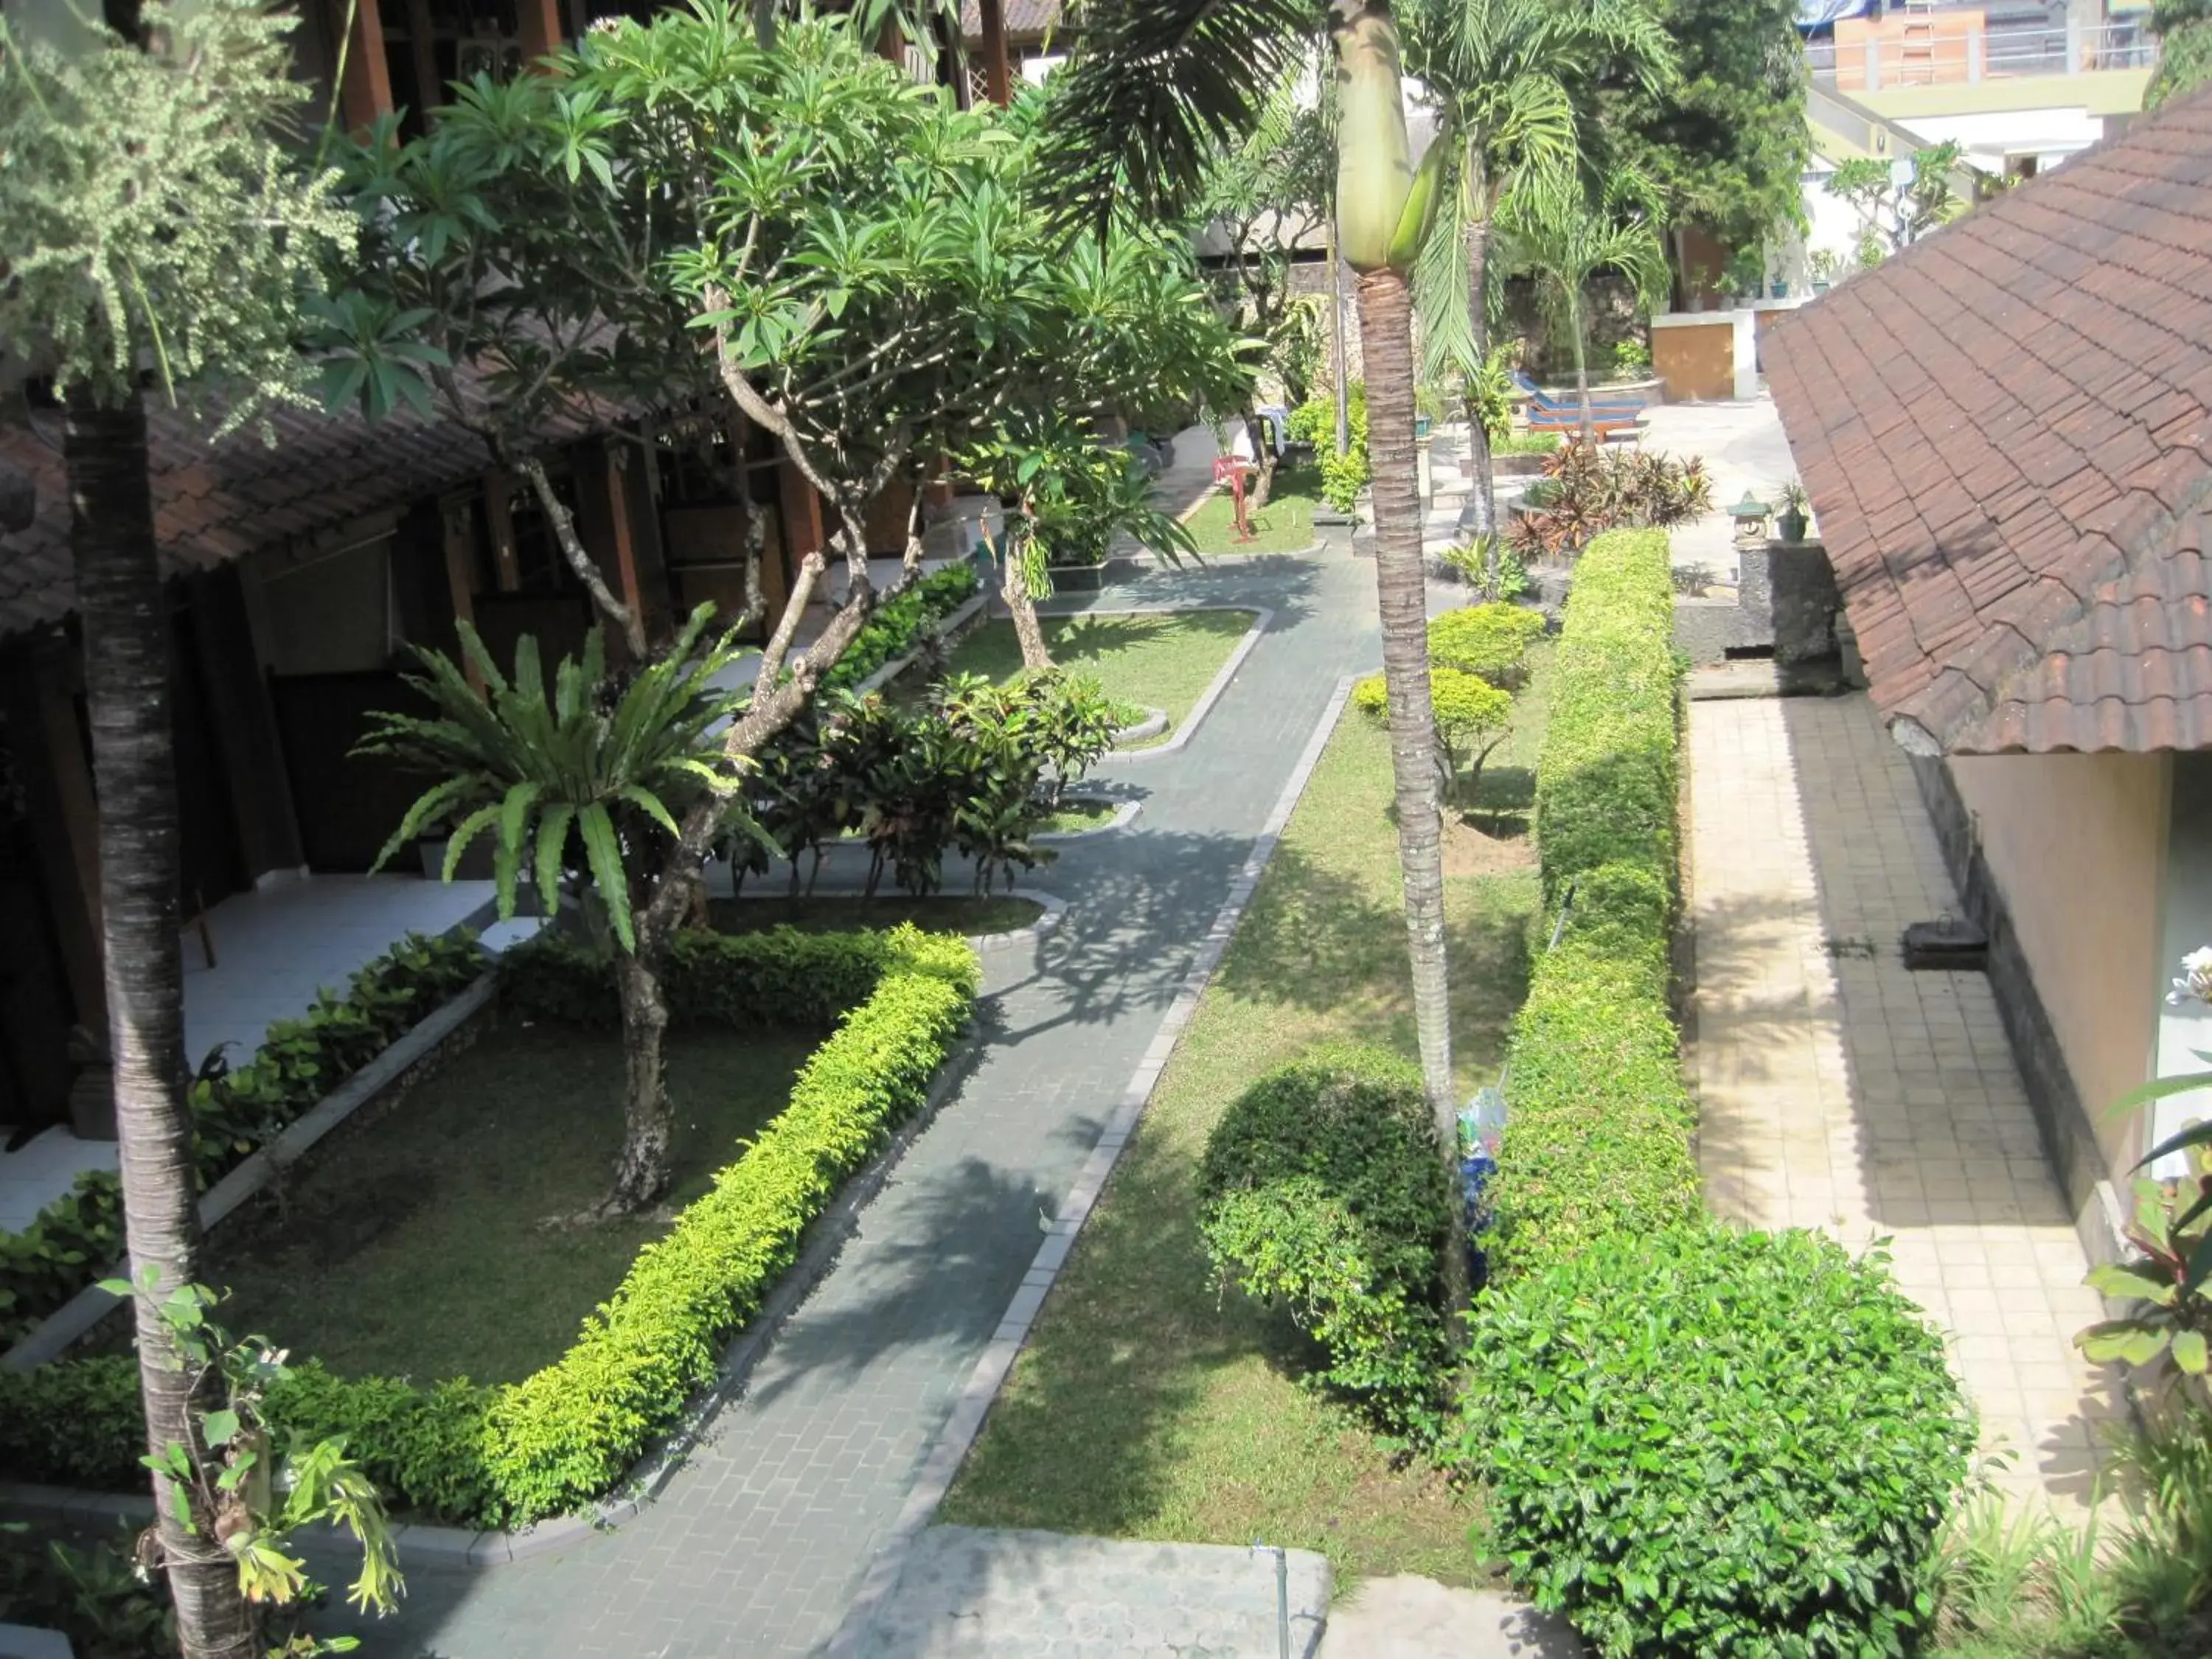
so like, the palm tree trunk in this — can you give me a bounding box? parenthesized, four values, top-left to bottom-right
(1355, 268, 1464, 1322)
(1458, 153, 1497, 542)
(69, 389, 257, 1659)
(600, 947, 674, 1214)
(1570, 292, 1593, 446)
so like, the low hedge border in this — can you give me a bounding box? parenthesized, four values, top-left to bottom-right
(820, 564, 980, 694)
(1483, 528, 1697, 1280)
(0, 922, 980, 1531)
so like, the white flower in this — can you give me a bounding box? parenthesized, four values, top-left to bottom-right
(2168, 947, 2212, 1006)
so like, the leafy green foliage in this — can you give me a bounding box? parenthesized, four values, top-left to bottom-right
(0, 1525, 175, 1659)
(1448, 1224, 1974, 1658)
(0, 932, 484, 1348)
(0, 0, 352, 414)
(1197, 1048, 1454, 1441)
(1355, 665, 1515, 808)
(2076, 1135, 2212, 1391)
(1427, 602, 1548, 689)
(1506, 441, 1711, 563)
(817, 564, 980, 692)
(2149, 1, 2212, 109)
(1287, 385, 1370, 510)
(1, 927, 978, 1529)
(1484, 530, 1696, 1276)
(361, 605, 759, 953)
(1826, 141, 1969, 262)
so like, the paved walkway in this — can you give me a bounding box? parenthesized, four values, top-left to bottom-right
(321, 549, 1385, 1657)
(1689, 692, 2122, 1520)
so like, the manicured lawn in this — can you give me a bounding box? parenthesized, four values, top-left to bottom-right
(945, 609, 1251, 748)
(1182, 462, 1324, 554)
(942, 651, 1551, 1590)
(709, 894, 1043, 935)
(1038, 799, 1119, 835)
(1492, 431, 1560, 458)
(209, 1025, 816, 1384)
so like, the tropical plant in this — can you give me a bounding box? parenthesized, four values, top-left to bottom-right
(1427, 601, 1545, 687)
(1440, 535, 1531, 602)
(361, 606, 765, 1216)
(1356, 664, 1514, 807)
(1808, 246, 1843, 285)
(0, 4, 356, 1650)
(1025, 0, 1471, 1319)
(1496, 169, 1669, 441)
(2149, 0, 2212, 109)
(1401, 0, 1674, 538)
(1505, 439, 1710, 560)
(1826, 141, 1971, 267)
(1289, 384, 1371, 510)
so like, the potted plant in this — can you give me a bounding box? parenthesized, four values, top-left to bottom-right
(1775, 480, 1812, 544)
(1808, 248, 1840, 294)
(1770, 276, 1789, 299)
(1725, 248, 1764, 305)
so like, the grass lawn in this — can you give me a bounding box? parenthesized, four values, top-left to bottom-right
(1038, 798, 1119, 835)
(709, 894, 1043, 935)
(941, 648, 1551, 1590)
(209, 1025, 817, 1383)
(1182, 462, 1324, 554)
(945, 609, 1251, 748)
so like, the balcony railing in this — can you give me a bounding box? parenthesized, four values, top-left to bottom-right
(1806, 21, 2159, 90)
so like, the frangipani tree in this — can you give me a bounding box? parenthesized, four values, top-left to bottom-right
(1040, 0, 1470, 1315)
(0, 4, 399, 1651)
(1401, 0, 1674, 537)
(1498, 168, 1668, 441)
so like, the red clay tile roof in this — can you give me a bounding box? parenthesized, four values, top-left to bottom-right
(1763, 85, 2212, 755)
(0, 384, 625, 643)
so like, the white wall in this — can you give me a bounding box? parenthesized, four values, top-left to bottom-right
(1894, 105, 2110, 171)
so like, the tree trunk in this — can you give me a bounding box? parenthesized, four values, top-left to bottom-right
(1004, 563, 1054, 671)
(511, 451, 647, 661)
(598, 947, 673, 1214)
(69, 389, 257, 1659)
(1355, 268, 1465, 1321)
(1456, 152, 1497, 543)
(1244, 410, 1277, 511)
(1570, 293, 1593, 447)
(1329, 222, 1351, 458)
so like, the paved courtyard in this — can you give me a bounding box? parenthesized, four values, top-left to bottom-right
(316, 547, 1388, 1658)
(1689, 691, 2123, 1519)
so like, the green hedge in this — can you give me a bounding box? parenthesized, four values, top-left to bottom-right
(1, 924, 978, 1528)
(503, 925, 925, 1032)
(818, 563, 979, 693)
(1483, 529, 1697, 1279)
(0, 928, 487, 1349)
(1448, 1224, 1975, 1656)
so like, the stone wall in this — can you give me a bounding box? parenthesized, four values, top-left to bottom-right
(1673, 540, 1843, 666)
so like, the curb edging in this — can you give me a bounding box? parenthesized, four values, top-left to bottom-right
(1027, 604, 1271, 762)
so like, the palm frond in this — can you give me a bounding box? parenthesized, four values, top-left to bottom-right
(1037, 0, 1321, 237)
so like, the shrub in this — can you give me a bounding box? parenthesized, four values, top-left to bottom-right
(1287, 384, 1368, 510)
(1427, 603, 1548, 689)
(1448, 1223, 1975, 1658)
(1504, 443, 1713, 564)
(0, 928, 487, 1349)
(1354, 665, 1514, 808)
(1196, 1046, 1453, 1440)
(484, 931, 978, 1521)
(1484, 530, 1694, 1278)
(4, 925, 980, 1528)
(818, 563, 979, 693)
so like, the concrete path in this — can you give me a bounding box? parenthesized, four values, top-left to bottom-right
(839, 1526, 1329, 1658)
(1316, 1578, 1582, 1658)
(1637, 396, 1798, 582)
(319, 549, 1388, 1658)
(1688, 692, 2123, 1520)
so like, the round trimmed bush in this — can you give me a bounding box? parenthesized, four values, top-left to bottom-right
(1428, 603, 1548, 688)
(1450, 1222, 1974, 1657)
(1197, 1046, 1454, 1439)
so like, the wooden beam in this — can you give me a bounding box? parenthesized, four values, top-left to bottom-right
(603, 440, 647, 646)
(482, 469, 522, 591)
(404, 0, 441, 122)
(185, 568, 304, 881)
(516, 0, 564, 66)
(3, 643, 107, 1037)
(337, 0, 395, 132)
(441, 496, 484, 692)
(979, 0, 1012, 108)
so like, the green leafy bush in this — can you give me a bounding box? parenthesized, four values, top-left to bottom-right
(1353, 666, 1515, 808)
(818, 563, 979, 693)
(1196, 1046, 1453, 1440)
(0, 929, 487, 1349)
(1484, 530, 1695, 1278)
(1427, 603, 1548, 689)
(3, 925, 978, 1528)
(1448, 1223, 1975, 1658)
(502, 924, 918, 1032)
(1287, 384, 1368, 511)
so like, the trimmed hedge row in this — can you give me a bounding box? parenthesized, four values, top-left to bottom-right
(1482, 528, 1698, 1280)
(0, 923, 979, 1528)
(818, 563, 979, 693)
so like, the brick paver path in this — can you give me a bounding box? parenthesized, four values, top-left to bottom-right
(321, 549, 1383, 1658)
(1690, 692, 2122, 1519)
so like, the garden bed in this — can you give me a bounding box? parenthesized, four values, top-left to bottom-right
(941, 670, 1550, 1588)
(943, 610, 1252, 751)
(709, 895, 1043, 937)
(1181, 462, 1324, 555)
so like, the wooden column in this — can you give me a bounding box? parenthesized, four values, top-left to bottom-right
(404, 0, 441, 120)
(185, 568, 304, 881)
(2, 642, 107, 1037)
(979, 0, 1012, 108)
(336, 0, 395, 131)
(481, 469, 522, 591)
(517, 0, 564, 66)
(602, 442, 649, 642)
(441, 497, 485, 691)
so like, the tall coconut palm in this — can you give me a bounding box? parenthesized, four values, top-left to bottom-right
(1499, 167, 1669, 442)
(1401, 0, 1674, 540)
(1040, 0, 1467, 1315)
(0, 4, 352, 1652)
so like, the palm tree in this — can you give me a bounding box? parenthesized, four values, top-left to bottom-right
(1499, 168, 1669, 442)
(1401, 0, 1673, 539)
(0, 3, 351, 1652)
(1038, 0, 1467, 1316)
